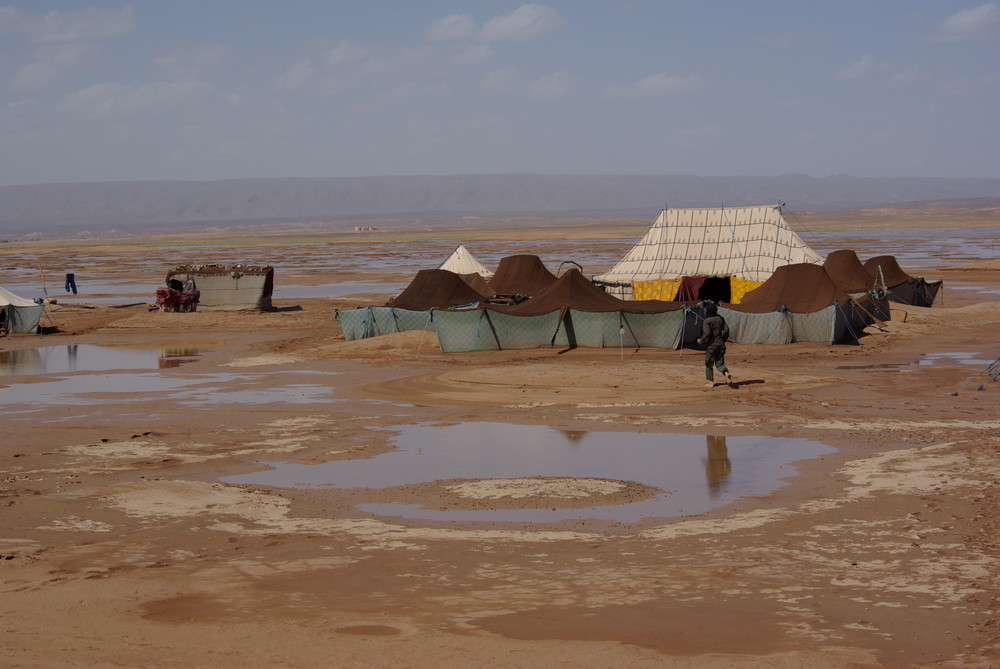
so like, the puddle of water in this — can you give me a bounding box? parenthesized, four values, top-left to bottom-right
(0, 344, 201, 376)
(915, 352, 991, 366)
(223, 423, 834, 523)
(0, 370, 340, 409)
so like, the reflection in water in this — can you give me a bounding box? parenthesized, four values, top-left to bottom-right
(703, 435, 732, 498)
(0, 343, 202, 376)
(224, 422, 834, 523)
(560, 429, 588, 443)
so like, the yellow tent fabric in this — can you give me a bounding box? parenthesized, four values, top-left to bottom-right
(632, 278, 681, 301)
(730, 278, 764, 304)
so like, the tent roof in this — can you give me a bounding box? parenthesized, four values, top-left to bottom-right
(731, 263, 851, 314)
(0, 285, 38, 307)
(863, 255, 915, 289)
(823, 249, 875, 294)
(437, 244, 494, 278)
(387, 269, 485, 311)
(596, 205, 823, 284)
(489, 268, 684, 316)
(487, 255, 558, 297)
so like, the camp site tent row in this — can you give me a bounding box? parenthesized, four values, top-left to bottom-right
(593, 205, 824, 303)
(0, 285, 44, 334)
(336, 254, 557, 340)
(336, 253, 884, 350)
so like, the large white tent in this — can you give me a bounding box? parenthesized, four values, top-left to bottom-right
(595, 205, 823, 300)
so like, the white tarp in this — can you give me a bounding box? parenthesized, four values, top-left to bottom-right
(0, 285, 38, 307)
(437, 244, 494, 278)
(596, 205, 823, 284)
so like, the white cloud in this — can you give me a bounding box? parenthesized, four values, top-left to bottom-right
(836, 54, 917, 85)
(480, 4, 564, 42)
(424, 13, 477, 42)
(604, 72, 703, 98)
(154, 42, 233, 79)
(932, 2, 1000, 42)
(481, 68, 521, 96)
(59, 81, 212, 119)
(276, 60, 316, 91)
(1, 5, 134, 44)
(9, 42, 100, 92)
(836, 53, 875, 79)
(527, 71, 576, 100)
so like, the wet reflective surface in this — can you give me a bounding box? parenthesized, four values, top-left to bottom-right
(223, 423, 834, 523)
(0, 344, 201, 375)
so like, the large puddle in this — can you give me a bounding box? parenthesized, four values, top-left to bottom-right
(223, 422, 834, 523)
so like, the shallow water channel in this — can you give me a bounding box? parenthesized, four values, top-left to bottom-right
(224, 423, 835, 523)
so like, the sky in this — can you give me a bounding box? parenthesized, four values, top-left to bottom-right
(1, 1, 998, 187)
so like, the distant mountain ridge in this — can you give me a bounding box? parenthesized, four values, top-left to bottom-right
(1, 173, 999, 234)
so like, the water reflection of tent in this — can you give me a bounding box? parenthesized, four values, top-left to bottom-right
(594, 205, 823, 303)
(0, 285, 44, 333)
(863, 255, 942, 307)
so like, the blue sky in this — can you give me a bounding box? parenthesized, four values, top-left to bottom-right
(1, 1, 998, 186)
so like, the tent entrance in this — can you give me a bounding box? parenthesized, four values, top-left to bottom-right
(698, 276, 732, 303)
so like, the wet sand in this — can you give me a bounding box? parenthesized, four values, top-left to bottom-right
(1, 211, 999, 667)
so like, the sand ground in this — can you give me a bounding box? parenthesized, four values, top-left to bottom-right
(1, 214, 999, 668)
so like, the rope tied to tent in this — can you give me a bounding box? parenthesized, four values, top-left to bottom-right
(950, 352, 1000, 396)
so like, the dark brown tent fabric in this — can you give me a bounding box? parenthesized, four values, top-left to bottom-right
(863, 255, 942, 307)
(863, 255, 916, 289)
(732, 263, 851, 314)
(677, 275, 707, 301)
(387, 269, 485, 311)
(458, 272, 490, 296)
(486, 255, 558, 297)
(487, 269, 683, 316)
(824, 250, 875, 294)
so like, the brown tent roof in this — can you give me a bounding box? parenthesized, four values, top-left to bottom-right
(733, 263, 852, 314)
(823, 250, 874, 294)
(387, 269, 485, 311)
(863, 255, 915, 289)
(486, 255, 558, 297)
(488, 269, 684, 316)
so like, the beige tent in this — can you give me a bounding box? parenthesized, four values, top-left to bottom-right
(437, 244, 494, 278)
(595, 205, 823, 299)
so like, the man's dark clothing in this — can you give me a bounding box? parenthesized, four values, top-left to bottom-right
(700, 314, 730, 382)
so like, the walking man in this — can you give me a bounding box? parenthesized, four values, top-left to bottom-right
(698, 302, 734, 389)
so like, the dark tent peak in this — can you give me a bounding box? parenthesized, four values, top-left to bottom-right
(733, 263, 851, 314)
(487, 255, 558, 300)
(824, 250, 877, 294)
(387, 269, 485, 311)
(863, 255, 942, 307)
(863, 255, 917, 288)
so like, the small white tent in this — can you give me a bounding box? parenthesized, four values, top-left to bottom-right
(1, 286, 44, 333)
(438, 244, 494, 278)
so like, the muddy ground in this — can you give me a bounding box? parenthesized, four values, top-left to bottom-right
(1, 213, 999, 667)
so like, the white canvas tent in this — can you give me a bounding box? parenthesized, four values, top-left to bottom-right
(437, 245, 494, 278)
(1, 285, 44, 333)
(595, 205, 823, 299)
